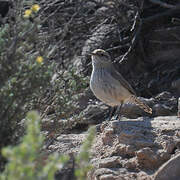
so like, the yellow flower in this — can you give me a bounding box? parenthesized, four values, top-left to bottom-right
(24, 9, 32, 18)
(36, 56, 43, 64)
(31, 4, 40, 13)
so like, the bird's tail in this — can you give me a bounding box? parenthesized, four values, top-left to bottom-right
(130, 95, 152, 114)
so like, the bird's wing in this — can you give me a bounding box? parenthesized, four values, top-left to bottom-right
(108, 64, 136, 95)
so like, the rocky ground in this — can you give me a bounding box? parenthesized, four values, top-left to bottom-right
(1, 0, 179, 179)
(46, 115, 180, 180)
(90, 116, 180, 180)
(33, 0, 180, 178)
(44, 90, 180, 180)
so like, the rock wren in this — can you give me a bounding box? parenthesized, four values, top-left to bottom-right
(90, 49, 152, 117)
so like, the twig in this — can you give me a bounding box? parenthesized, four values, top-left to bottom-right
(143, 4, 180, 23)
(118, 11, 142, 63)
(149, 40, 180, 45)
(149, 0, 176, 9)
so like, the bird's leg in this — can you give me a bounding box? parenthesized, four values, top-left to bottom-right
(115, 103, 123, 120)
(107, 106, 116, 121)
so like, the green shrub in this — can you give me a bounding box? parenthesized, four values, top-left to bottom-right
(50, 68, 88, 118)
(39, 67, 89, 133)
(0, 1, 94, 177)
(0, 111, 95, 180)
(0, 111, 69, 180)
(0, 1, 54, 148)
(75, 126, 96, 180)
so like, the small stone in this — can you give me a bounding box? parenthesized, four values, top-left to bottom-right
(99, 174, 118, 180)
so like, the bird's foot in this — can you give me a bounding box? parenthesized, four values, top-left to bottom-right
(106, 106, 116, 121)
(115, 114, 122, 121)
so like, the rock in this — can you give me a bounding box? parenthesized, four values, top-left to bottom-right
(155, 91, 173, 99)
(0, 1, 11, 18)
(154, 153, 180, 180)
(101, 127, 114, 146)
(136, 147, 159, 169)
(46, 133, 86, 154)
(82, 103, 108, 124)
(80, 91, 177, 121)
(152, 92, 177, 116)
(91, 167, 151, 180)
(90, 116, 180, 179)
(153, 104, 173, 116)
(91, 168, 119, 179)
(91, 156, 121, 169)
(99, 174, 117, 180)
(120, 97, 154, 118)
(172, 78, 180, 95)
(178, 97, 180, 117)
(43, 115, 180, 180)
(121, 157, 137, 170)
(55, 153, 76, 180)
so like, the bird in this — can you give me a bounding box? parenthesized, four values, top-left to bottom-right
(89, 49, 152, 119)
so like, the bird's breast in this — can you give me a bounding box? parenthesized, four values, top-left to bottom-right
(90, 67, 131, 106)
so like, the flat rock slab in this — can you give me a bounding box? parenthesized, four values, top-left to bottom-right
(111, 116, 180, 131)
